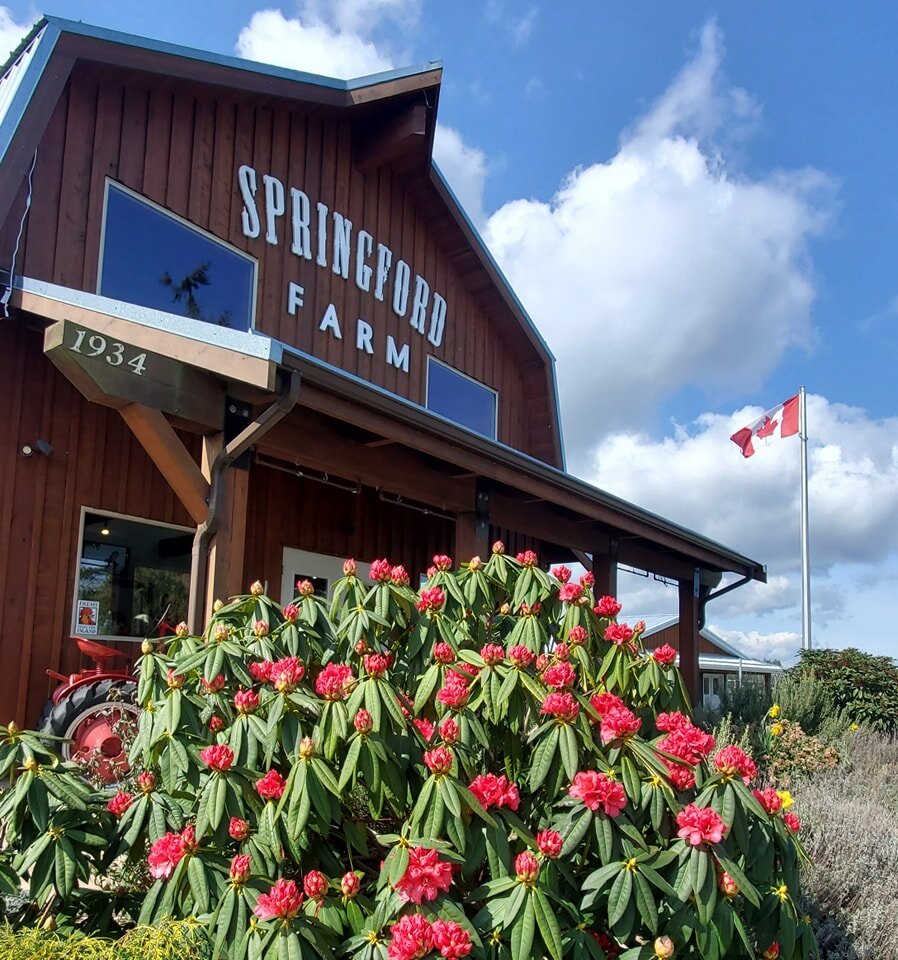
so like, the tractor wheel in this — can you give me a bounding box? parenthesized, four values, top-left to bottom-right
(40, 679, 139, 784)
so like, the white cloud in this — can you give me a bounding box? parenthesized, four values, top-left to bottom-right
(710, 626, 800, 664)
(0, 6, 34, 62)
(433, 125, 488, 229)
(483, 20, 834, 465)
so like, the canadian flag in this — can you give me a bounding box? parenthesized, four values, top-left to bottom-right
(730, 394, 800, 458)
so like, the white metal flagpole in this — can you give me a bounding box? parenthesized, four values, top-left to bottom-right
(799, 385, 812, 650)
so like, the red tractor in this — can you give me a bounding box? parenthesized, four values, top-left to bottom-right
(39, 637, 140, 783)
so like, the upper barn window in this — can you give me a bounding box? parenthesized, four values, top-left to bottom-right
(98, 181, 257, 331)
(426, 357, 498, 440)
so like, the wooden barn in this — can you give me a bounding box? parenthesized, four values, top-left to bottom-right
(0, 17, 765, 726)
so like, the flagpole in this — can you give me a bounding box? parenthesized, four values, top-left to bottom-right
(799, 385, 811, 650)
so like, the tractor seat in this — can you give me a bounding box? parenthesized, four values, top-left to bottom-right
(76, 638, 125, 663)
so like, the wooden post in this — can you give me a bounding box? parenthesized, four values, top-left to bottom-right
(455, 479, 490, 562)
(678, 570, 701, 709)
(592, 537, 619, 597)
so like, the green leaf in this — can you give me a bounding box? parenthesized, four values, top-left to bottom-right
(533, 888, 563, 960)
(608, 868, 633, 928)
(510, 894, 536, 959)
(529, 725, 560, 792)
(338, 736, 362, 791)
(633, 870, 658, 932)
(558, 724, 579, 783)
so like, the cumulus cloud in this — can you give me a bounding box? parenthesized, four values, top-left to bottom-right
(0, 6, 34, 62)
(433, 126, 489, 229)
(710, 626, 800, 665)
(483, 20, 834, 465)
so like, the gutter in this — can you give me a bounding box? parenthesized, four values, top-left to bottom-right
(698, 574, 753, 630)
(187, 371, 302, 632)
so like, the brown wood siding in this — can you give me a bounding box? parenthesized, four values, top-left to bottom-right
(0, 326, 199, 725)
(1, 63, 546, 460)
(242, 462, 453, 599)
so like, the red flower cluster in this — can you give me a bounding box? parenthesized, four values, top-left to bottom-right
(536, 829, 563, 858)
(569, 771, 627, 817)
(137, 770, 156, 793)
(254, 877, 304, 920)
(363, 653, 391, 678)
(604, 622, 634, 646)
(234, 688, 260, 714)
(255, 769, 287, 800)
(229, 817, 250, 840)
(480, 643, 504, 665)
(558, 582, 584, 603)
(468, 773, 520, 811)
(370, 558, 393, 582)
(315, 663, 355, 700)
(394, 846, 454, 903)
(436, 671, 470, 710)
(650, 644, 678, 666)
(282, 603, 300, 622)
(594, 595, 622, 618)
(106, 791, 133, 817)
(551, 564, 571, 582)
(713, 745, 757, 785)
(209, 716, 224, 733)
(439, 716, 460, 744)
(423, 746, 454, 776)
(600, 705, 642, 745)
(753, 787, 784, 815)
(200, 744, 234, 773)
(516, 549, 538, 566)
(553, 642, 570, 661)
(251, 656, 306, 693)
(417, 587, 446, 612)
(590, 691, 625, 717)
(147, 825, 196, 880)
(657, 712, 715, 789)
(542, 661, 576, 690)
(540, 692, 579, 723)
(432, 554, 453, 571)
(676, 804, 726, 846)
(201, 674, 226, 693)
(432, 642, 454, 664)
(508, 644, 534, 668)
(580, 571, 595, 589)
(514, 851, 540, 883)
(783, 812, 801, 833)
(391, 564, 410, 585)
(413, 717, 434, 741)
(388, 914, 472, 960)
(568, 625, 588, 646)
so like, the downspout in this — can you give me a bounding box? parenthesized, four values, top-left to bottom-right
(188, 371, 302, 633)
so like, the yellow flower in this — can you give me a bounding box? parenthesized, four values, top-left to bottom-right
(773, 883, 789, 902)
(768, 704, 781, 718)
(776, 790, 794, 809)
(849, 722, 859, 732)
(770, 722, 784, 737)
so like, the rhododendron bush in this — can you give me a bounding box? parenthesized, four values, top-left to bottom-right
(0, 548, 817, 959)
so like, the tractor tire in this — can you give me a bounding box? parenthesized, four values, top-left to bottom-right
(40, 678, 139, 783)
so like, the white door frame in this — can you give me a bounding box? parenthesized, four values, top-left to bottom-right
(280, 548, 369, 603)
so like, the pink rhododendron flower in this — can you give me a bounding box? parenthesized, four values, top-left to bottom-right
(234, 688, 259, 714)
(492, 540, 505, 554)
(417, 586, 446, 612)
(580, 571, 595, 589)
(783, 812, 801, 833)
(253, 620, 269, 638)
(480, 643, 504, 665)
(303, 869, 328, 901)
(269, 656, 305, 693)
(651, 644, 677, 666)
(558, 583, 584, 604)
(468, 773, 520, 811)
(254, 878, 304, 920)
(719, 871, 739, 897)
(594, 596, 622, 617)
(137, 770, 156, 793)
(431, 919, 473, 959)
(536, 829, 563, 858)
(436, 676, 470, 710)
(388, 914, 434, 960)
(551, 564, 572, 583)
(282, 603, 300, 622)
(390, 565, 410, 585)
(413, 717, 435, 741)
(394, 847, 453, 903)
(341, 872, 360, 898)
(568, 625, 588, 646)
(432, 554, 453, 571)
(200, 744, 234, 773)
(230, 853, 251, 884)
(255, 769, 287, 800)
(515, 851, 540, 883)
(676, 804, 727, 846)
(569, 771, 627, 817)
(535, 653, 549, 672)
(423, 746, 454, 776)
(753, 787, 784, 815)
(208, 715, 224, 733)
(343, 558, 357, 576)
(229, 817, 250, 840)
(600, 705, 642, 745)
(355, 709, 374, 734)
(148, 831, 186, 879)
(508, 644, 534, 667)
(438, 716, 460, 744)
(658, 718, 715, 765)
(433, 642, 454, 663)
(714, 745, 757, 785)
(542, 661, 576, 690)
(664, 760, 696, 791)
(553, 642, 571, 661)
(604, 622, 634, 645)
(363, 653, 390, 677)
(249, 660, 273, 683)
(106, 791, 133, 817)
(590, 692, 625, 717)
(315, 663, 354, 700)
(201, 674, 226, 693)
(180, 825, 198, 853)
(296, 579, 315, 597)
(369, 558, 392, 582)
(540, 692, 579, 723)
(516, 549, 538, 566)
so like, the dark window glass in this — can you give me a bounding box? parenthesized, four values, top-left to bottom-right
(99, 183, 255, 331)
(426, 357, 497, 440)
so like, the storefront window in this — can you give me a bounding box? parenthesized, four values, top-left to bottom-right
(72, 511, 192, 640)
(99, 181, 256, 330)
(426, 357, 498, 440)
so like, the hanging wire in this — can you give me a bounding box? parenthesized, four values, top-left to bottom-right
(1, 148, 37, 318)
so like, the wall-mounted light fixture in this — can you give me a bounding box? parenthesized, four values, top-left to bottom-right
(100, 519, 111, 536)
(21, 439, 53, 457)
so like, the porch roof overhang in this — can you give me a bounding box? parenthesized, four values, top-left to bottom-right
(11, 275, 766, 587)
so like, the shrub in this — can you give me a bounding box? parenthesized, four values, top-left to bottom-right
(766, 720, 839, 785)
(794, 731, 898, 959)
(786, 648, 898, 734)
(772, 672, 846, 741)
(0, 550, 817, 959)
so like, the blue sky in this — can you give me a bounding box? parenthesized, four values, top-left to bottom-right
(2, 1, 897, 663)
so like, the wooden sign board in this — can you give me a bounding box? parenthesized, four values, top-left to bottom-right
(44, 319, 225, 430)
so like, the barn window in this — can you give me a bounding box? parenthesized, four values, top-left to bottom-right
(98, 181, 257, 331)
(426, 357, 498, 440)
(72, 509, 193, 642)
